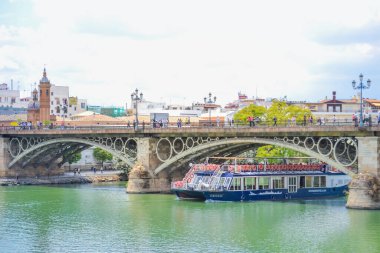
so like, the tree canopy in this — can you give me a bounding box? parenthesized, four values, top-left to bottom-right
(93, 147, 113, 166)
(233, 100, 312, 125)
(63, 150, 82, 165)
(265, 100, 312, 125)
(233, 104, 266, 123)
(256, 145, 307, 164)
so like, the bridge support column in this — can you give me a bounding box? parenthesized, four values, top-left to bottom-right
(347, 137, 380, 209)
(0, 137, 10, 177)
(127, 138, 170, 193)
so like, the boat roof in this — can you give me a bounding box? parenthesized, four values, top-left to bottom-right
(194, 170, 346, 176)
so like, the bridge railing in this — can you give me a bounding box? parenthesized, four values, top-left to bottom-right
(1, 119, 377, 131)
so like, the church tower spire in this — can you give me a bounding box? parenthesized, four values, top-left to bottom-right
(39, 67, 52, 122)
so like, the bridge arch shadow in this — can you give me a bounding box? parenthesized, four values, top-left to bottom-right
(8, 137, 136, 169)
(154, 137, 356, 176)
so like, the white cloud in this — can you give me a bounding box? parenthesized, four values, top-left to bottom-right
(1, 0, 380, 105)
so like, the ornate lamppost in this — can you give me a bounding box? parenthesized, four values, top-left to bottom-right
(131, 88, 143, 130)
(204, 92, 216, 126)
(352, 73, 371, 127)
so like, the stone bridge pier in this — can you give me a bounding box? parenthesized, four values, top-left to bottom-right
(347, 137, 380, 209)
(0, 137, 9, 177)
(127, 138, 171, 193)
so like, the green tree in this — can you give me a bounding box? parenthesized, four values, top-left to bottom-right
(93, 147, 113, 167)
(265, 100, 312, 125)
(63, 150, 82, 170)
(233, 104, 267, 124)
(256, 145, 308, 164)
(43, 120, 51, 126)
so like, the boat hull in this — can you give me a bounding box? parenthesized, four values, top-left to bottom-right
(202, 185, 348, 202)
(172, 188, 206, 201)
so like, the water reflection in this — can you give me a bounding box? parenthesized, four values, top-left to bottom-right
(0, 185, 379, 253)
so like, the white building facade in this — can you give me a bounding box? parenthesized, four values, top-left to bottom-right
(68, 97, 87, 117)
(0, 83, 29, 109)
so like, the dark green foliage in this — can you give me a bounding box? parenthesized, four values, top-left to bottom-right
(93, 147, 113, 166)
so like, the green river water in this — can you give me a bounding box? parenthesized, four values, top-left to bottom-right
(0, 183, 380, 253)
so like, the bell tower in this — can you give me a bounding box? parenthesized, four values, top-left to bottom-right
(39, 68, 51, 122)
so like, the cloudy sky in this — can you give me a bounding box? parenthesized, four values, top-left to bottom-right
(1, 0, 380, 106)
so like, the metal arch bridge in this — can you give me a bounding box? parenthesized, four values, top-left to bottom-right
(7, 136, 138, 169)
(2, 125, 366, 176)
(152, 136, 358, 176)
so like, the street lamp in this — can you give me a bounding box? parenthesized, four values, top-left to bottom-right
(204, 92, 217, 126)
(352, 73, 371, 127)
(131, 88, 143, 130)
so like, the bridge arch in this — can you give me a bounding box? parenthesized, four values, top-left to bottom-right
(154, 137, 355, 176)
(8, 137, 135, 168)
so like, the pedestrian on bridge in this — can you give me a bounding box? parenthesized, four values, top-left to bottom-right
(273, 116, 277, 127)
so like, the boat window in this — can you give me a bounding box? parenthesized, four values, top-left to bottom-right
(203, 176, 211, 184)
(244, 177, 256, 190)
(224, 177, 232, 188)
(320, 176, 326, 187)
(313, 176, 320, 187)
(229, 177, 241, 191)
(259, 177, 270, 190)
(218, 177, 226, 188)
(305, 176, 313, 188)
(299, 176, 305, 188)
(192, 176, 201, 185)
(210, 177, 221, 190)
(272, 177, 285, 189)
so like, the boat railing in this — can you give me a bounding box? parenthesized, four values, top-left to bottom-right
(227, 163, 330, 173)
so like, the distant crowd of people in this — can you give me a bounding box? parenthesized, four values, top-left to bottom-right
(72, 166, 111, 175)
(7, 112, 380, 131)
(245, 113, 380, 127)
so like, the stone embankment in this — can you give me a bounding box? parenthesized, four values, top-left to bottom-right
(0, 173, 123, 186)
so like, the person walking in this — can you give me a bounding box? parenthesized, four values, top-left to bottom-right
(247, 116, 252, 127)
(309, 116, 313, 125)
(273, 116, 277, 127)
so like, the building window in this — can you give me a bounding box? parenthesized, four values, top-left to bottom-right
(51, 110, 53, 114)
(51, 92, 54, 96)
(81, 103, 86, 109)
(46, 89, 49, 96)
(74, 106, 76, 111)
(51, 101, 53, 105)
(40, 90, 42, 95)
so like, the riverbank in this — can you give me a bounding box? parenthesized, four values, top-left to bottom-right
(0, 170, 126, 186)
